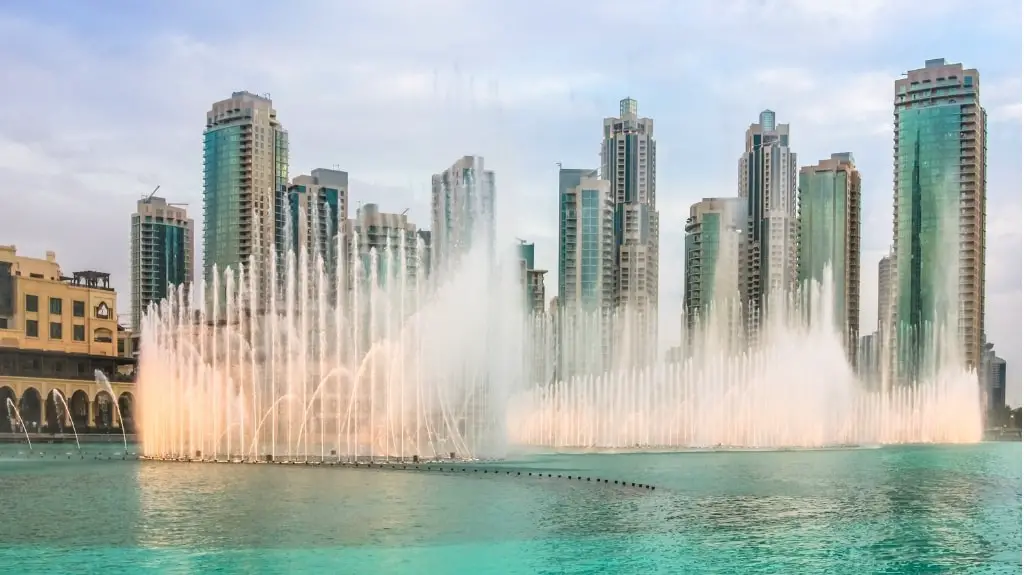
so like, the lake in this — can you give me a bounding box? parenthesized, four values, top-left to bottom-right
(0, 443, 1019, 574)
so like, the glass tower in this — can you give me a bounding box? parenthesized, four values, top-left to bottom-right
(130, 196, 194, 331)
(892, 59, 986, 382)
(203, 91, 289, 311)
(797, 153, 861, 365)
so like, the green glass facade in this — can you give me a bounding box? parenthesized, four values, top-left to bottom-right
(893, 104, 963, 379)
(579, 189, 601, 307)
(203, 124, 243, 281)
(557, 168, 597, 305)
(797, 169, 849, 322)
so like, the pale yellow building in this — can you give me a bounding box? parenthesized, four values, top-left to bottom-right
(0, 245, 135, 434)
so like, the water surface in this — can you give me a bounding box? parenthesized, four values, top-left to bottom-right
(0, 443, 1018, 574)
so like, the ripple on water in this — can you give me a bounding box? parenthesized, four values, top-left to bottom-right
(0, 443, 1018, 574)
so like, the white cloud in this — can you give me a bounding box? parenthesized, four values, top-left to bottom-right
(0, 1, 1019, 403)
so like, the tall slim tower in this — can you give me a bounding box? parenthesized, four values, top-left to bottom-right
(601, 98, 658, 364)
(203, 91, 289, 309)
(557, 168, 614, 311)
(738, 110, 798, 341)
(893, 59, 986, 381)
(430, 156, 496, 275)
(797, 152, 861, 364)
(130, 196, 194, 331)
(683, 197, 745, 346)
(877, 253, 893, 334)
(286, 168, 349, 285)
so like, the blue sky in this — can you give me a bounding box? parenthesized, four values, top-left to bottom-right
(0, 0, 1020, 404)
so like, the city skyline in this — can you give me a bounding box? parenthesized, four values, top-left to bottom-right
(0, 1, 1019, 404)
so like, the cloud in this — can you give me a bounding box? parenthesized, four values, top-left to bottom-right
(0, 1, 1019, 404)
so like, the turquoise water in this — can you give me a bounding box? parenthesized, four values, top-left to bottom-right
(0, 443, 1019, 574)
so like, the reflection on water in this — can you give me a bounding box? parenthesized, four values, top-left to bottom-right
(0, 444, 1018, 574)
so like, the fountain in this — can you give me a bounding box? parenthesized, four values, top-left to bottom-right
(48, 390, 81, 451)
(510, 261, 982, 448)
(94, 371, 128, 454)
(137, 218, 982, 460)
(138, 230, 524, 462)
(5, 397, 32, 450)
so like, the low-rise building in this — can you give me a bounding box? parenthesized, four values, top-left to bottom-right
(0, 245, 135, 433)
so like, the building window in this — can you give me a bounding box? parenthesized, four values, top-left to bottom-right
(25, 319, 38, 338)
(49, 297, 63, 315)
(73, 324, 85, 342)
(72, 300, 85, 317)
(25, 294, 38, 313)
(95, 302, 111, 320)
(49, 322, 63, 339)
(118, 339, 125, 355)
(0, 318, 7, 329)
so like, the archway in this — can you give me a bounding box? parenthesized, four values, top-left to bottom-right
(44, 390, 67, 434)
(69, 390, 89, 430)
(0, 386, 15, 432)
(93, 390, 114, 431)
(18, 387, 42, 432)
(118, 392, 135, 433)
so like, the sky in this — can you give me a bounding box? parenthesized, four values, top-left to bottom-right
(0, 0, 1020, 405)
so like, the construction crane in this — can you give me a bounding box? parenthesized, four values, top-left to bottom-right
(515, 237, 527, 245)
(143, 185, 161, 201)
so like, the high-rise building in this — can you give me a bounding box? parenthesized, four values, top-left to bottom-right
(738, 110, 798, 342)
(130, 196, 194, 331)
(416, 230, 432, 280)
(286, 168, 348, 282)
(797, 153, 861, 364)
(517, 241, 547, 315)
(980, 342, 1007, 416)
(557, 168, 614, 311)
(430, 156, 495, 274)
(892, 59, 986, 380)
(877, 254, 894, 334)
(601, 98, 659, 364)
(203, 91, 289, 309)
(683, 197, 744, 341)
(345, 203, 421, 291)
(858, 332, 880, 386)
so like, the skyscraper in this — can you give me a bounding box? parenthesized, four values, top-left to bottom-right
(601, 98, 659, 364)
(557, 168, 614, 311)
(892, 59, 986, 380)
(345, 203, 421, 291)
(683, 197, 744, 342)
(130, 195, 194, 331)
(797, 152, 861, 364)
(203, 91, 289, 309)
(430, 156, 495, 274)
(738, 110, 798, 342)
(286, 168, 348, 282)
(877, 253, 894, 334)
(517, 241, 546, 315)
